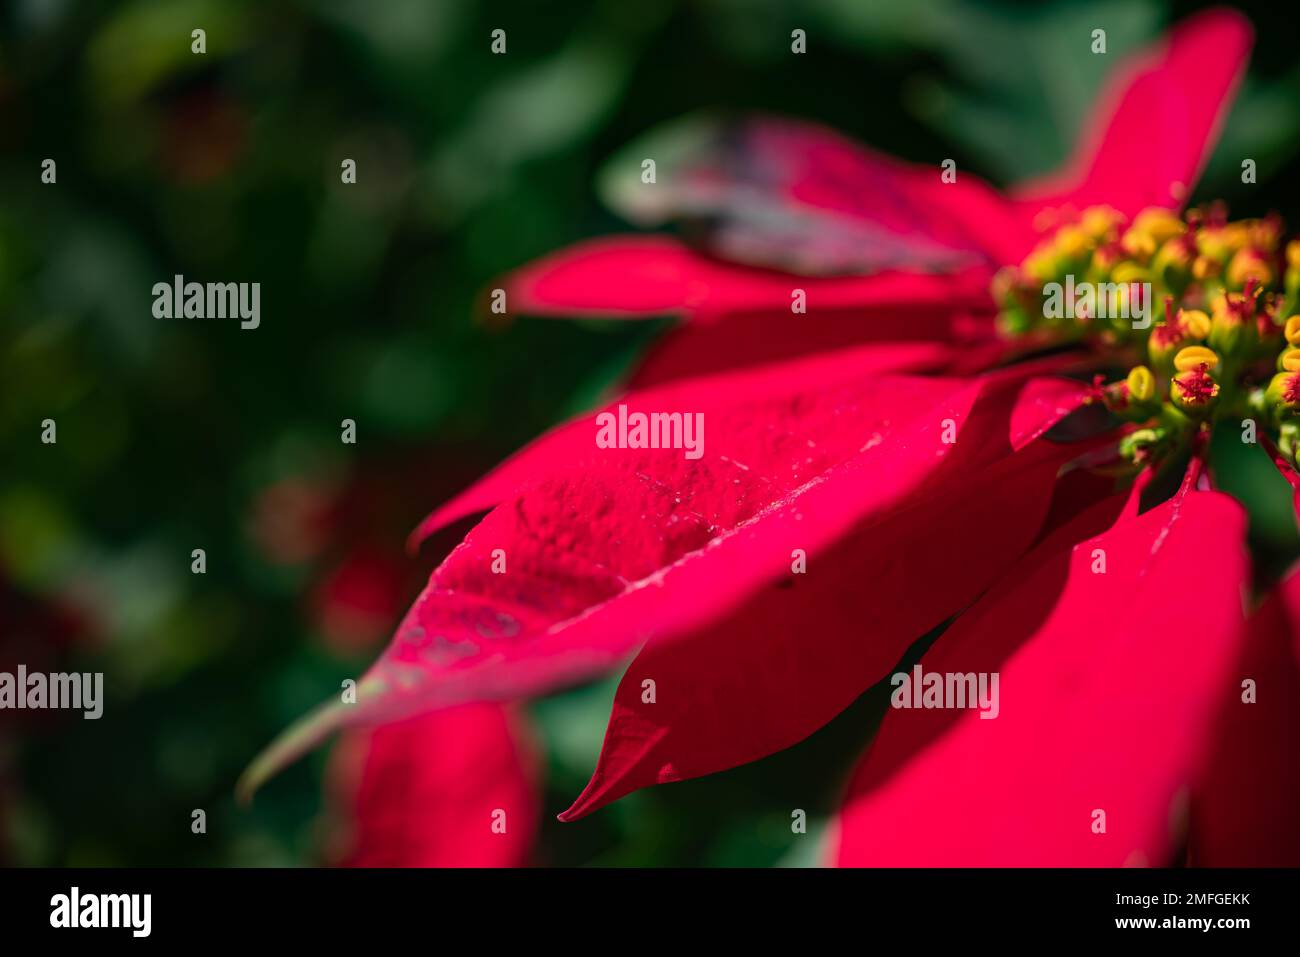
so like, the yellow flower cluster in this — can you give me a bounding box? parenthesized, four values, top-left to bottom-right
(994, 205, 1300, 466)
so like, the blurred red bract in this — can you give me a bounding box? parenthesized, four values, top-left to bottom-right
(324, 704, 540, 868)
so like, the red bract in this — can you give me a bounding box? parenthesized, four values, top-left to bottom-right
(509, 245, 1001, 386)
(326, 704, 539, 867)
(242, 349, 1086, 795)
(244, 8, 1299, 867)
(833, 466, 1251, 865)
(1191, 564, 1300, 866)
(560, 422, 1093, 821)
(835, 455, 1300, 865)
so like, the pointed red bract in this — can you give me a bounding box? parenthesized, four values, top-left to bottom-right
(327, 704, 538, 867)
(834, 477, 1249, 866)
(1012, 8, 1252, 217)
(597, 117, 1036, 271)
(718, 119, 1034, 266)
(506, 235, 993, 323)
(561, 433, 1097, 820)
(1190, 562, 1300, 865)
(242, 353, 1088, 796)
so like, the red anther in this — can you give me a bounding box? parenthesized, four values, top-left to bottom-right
(1285, 374, 1300, 406)
(1151, 321, 1183, 349)
(1175, 363, 1219, 405)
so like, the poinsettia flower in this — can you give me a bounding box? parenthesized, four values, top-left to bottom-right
(325, 703, 539, 867)
(243, 7, 1300, 868)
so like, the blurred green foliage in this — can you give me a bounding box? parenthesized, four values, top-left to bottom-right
(2, 0, 1298, 866)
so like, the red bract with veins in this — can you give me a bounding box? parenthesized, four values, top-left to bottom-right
(245, 8, 1300, 866)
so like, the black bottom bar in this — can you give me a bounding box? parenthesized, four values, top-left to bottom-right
(1, 867, 1292, 943)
